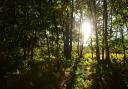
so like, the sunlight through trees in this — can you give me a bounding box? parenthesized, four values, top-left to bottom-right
(0, 0, 128, 89)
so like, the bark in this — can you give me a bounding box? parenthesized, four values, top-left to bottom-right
(120, 26, 126, 62)
(53, 12, 59, 58)
(92, 0, 100, 62)
(66, 0, 75, 89)
(103, 0, 110, 64)
(102, 7, 105, 61)
(65, 13, 70, 60)
(69, 0, 74, 59)
(91, 37, 94, 60)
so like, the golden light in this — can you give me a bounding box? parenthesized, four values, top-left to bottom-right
(81, 21, 92, 46)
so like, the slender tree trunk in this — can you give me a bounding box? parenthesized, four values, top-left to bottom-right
(77, 23, 80, 57)
(66, 0, 75, 89)
(53, 12, 59, 58)
(69, 0, 74, 59)
(103, 0, 110, 64)
(102, 8, 105, 61)
(115, 28, 118, 58)
(92, 0, 100, 62)
(91, 37, 94, 60)
(102, 39, 105, 61)
(120, 26, 126, 62)
(65, 13, 70, 60)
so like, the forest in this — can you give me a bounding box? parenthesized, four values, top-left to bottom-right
(0, 0, 128, 89)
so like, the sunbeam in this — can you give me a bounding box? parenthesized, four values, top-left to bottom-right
(81, 21, 92, 46)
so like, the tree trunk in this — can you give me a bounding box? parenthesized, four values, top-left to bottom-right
(120, 26, 126, 62)
(91, 37, 94, 60)
(103, 0, 110, 65)
(92, 0, 100, 62)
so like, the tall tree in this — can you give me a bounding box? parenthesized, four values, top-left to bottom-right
(103, 0, 110, 64)
(91, 0, 100, 62)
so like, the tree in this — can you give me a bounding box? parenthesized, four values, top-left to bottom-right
(103, 0, 110, 64)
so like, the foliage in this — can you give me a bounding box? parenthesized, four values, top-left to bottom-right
(0, 0, 128, 89)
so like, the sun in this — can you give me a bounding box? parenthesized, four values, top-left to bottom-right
(81, 21, 92, 46)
